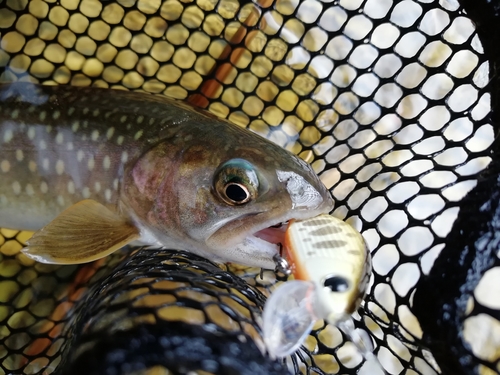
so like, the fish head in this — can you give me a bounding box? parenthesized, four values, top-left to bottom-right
(122, 122, 334, 269)
(202, 145, 335, 267)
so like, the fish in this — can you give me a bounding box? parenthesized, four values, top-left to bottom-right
(0, 82, 334, 269)
(262, 214, 372, 358)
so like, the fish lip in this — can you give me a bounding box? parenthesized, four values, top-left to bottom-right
(207, 207, 329, 250)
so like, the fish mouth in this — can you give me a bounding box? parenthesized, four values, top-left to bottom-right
(244, 219, 289, 251)
(242, 207, 324, 245)
(253, 221, 289, 244)
(206, 209, 324, 269)
(207, 211, 286, 247)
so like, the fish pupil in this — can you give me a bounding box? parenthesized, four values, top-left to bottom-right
(225, 183, 249, 203)
(324, 276, 349, 292)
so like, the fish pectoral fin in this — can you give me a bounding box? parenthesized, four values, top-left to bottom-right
(22, 199, 140, 264)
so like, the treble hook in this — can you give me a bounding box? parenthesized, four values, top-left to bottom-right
(273, 244, 292, 276)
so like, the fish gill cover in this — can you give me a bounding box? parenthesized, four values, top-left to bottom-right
(0, 0, 499, 374)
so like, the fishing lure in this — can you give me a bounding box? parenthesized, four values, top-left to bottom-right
(0, 82, 334, 268)
(262, 214, 374, 359)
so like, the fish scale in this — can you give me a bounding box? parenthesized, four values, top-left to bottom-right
(0, 82, 334, 268)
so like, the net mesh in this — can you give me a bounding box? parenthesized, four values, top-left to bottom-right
(0, 0, 498, 374)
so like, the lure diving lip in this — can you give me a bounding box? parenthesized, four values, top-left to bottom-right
(262, 214, 373, 359)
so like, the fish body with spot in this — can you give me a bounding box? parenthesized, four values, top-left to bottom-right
(0, 83, 333, 268)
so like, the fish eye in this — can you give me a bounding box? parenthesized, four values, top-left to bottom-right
(225, 183, 250, 203)
(323, 276, 350, 292)
(214, 159, 259, 206)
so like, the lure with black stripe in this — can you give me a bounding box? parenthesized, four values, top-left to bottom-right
(262, 214, 372, 358)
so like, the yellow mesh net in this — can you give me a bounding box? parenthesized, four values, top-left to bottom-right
(0, 0, 497, 374)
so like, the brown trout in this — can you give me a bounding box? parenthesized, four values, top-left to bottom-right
(0, 83, 333, 269)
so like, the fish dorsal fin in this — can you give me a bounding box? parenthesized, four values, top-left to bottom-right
(23, 199, 140, 264)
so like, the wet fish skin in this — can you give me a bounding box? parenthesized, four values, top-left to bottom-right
(0, 83, 334, 268)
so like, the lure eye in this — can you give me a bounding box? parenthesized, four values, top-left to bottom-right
(214, 159, 259, 206)
(324, 276, 350, 292)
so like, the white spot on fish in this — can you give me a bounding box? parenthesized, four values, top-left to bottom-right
(94, 181, 101, 192)
(67, 142, 74, 151)
(1, 160, 10, 173)
(16, 150, 23, 162)
(120, 115, 127, 123)
(91, 130, 99, 141)
(113, 179, 119, 190)
(67, 181, 75, 194)
(117, 135, 124, 145)
(68, 107, 75, 116)
(45, 125, 52, 133)
(0, 194, 7, 206)
(56, 132, 64, 145)
(39, 140, 47, 150)
(27, 127, 36, 140)
(82, 187, 91, 198)
(77, 150, 85, 162)
(43, 158, 50, 171)
(12, 181, 21, 195)
(105, 189, 112, 202)
(103, 155, 111, 170)
(56, 160, 65, 175)
(134, 130, 143, 140)
(72, 121, 80, 132)
(53, 110, 61, 120)
(25, 184, 34, 196)
(11, 109, 19, 119)
(28, 106, 36, 113)
(121, 151, 128, 163)
(137, 115, 144, 124)
(40, 181, 48, 194)
(106, 127, 115, 140)
(57, 195, 65, 206)
(149, 118, 155, 125)
(3, 129, 13, 143)
(88, 156, 95, 171)
(29, 161, 37, 172)
(93, 109, 100, 117)
(83, 107, 89, 115)
(39, 111, 46, 121)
